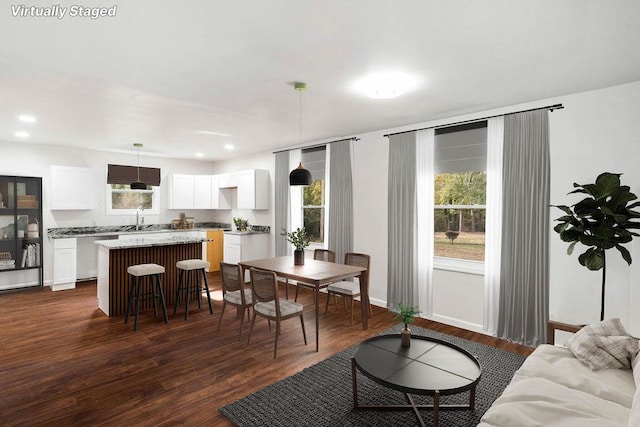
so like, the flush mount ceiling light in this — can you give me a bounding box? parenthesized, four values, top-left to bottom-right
(289, 82, 312, 186)
(18, 114, 37, 123)
(130, 143, 147, 190)
(224, 144, 234, 150)
(15, 131, 29, 138)
(195, 130, 231, 137)
(354, 71, 418, 99)
(195, 152, 204, 158)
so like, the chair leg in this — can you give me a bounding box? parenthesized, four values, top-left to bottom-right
(324, 290, 331, 318)
(217, 300, 227, 331)
(350, 296, 354, 326)
(173, 269, 184, 315)
(300, 314, 307, 345)
(184, 270, 191, 320)
(156, 274, 169, 324)
(294, 284, 300, 302)
(134, 275, 143, 331)
(201, 269, 213, 314)
(238, 305, 246, 341)
(247, 312, 257, 345)
(274, 320, 280, 358)
(151, 276, 159, 317)
(125, 275, 136, 325)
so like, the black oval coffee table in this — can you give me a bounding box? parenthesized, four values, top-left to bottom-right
(351, 334, 481, 427)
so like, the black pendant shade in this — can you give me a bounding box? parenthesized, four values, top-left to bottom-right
(289, 162, 312, 186)
(130, 181, 147, 190)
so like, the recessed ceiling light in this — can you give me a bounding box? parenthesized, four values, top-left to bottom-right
(15, 131, 29, 138)
(354, 72, 418, 99)
(224, 144, 234, 150)
(18, 114, 37, 123)
(196, 130, 232, 137)
(195, 152, 204, 158)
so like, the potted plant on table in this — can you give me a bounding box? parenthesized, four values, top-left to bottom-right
(395, 303, 421, 347)
(280, 227, 310, 265)
(553, 172, 640, 321)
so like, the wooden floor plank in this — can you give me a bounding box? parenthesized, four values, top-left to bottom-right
(0, 274, 532, 425)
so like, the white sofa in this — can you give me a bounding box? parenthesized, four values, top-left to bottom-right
(479, 322, 639, 427)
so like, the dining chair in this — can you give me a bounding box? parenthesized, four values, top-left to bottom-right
(248, 267, 307, 358)
(293, 249, 336, 302)
(218, 262, 253, 340)
(323, 252, 372, 326)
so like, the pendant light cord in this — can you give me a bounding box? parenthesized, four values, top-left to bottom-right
(299, 87, 302, 145)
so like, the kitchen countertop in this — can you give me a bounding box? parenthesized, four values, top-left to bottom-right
(47, 223, 231, 239)
(94, 235, 209, 249)
(224, 230, 269, 235)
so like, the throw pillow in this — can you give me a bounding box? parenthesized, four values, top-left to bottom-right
(566, 318, 639, 371)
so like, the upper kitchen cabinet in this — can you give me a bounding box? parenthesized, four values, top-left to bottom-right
(193, 175, 213, 209)
(50, 165, 96, 210)
(237, 169, 269, 210)
(167, 173, 195, 209)
(169, 170, 269, 210)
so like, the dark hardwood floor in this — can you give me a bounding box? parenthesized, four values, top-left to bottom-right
(0, 274, 533, 426)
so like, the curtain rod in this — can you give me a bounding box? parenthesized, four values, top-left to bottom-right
(272, 137, 360, 154)
(383, 103, 564, 138)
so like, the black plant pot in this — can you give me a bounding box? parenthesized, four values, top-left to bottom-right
(294, 250, 305, 265)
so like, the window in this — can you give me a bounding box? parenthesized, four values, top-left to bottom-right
(301, 146, 326, 244)
(106, 184, 160, 215)
(433, 122, 487, 262)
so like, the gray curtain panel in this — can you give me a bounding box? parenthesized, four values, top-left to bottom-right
(387, 132, 419, 309)
(328, 139, 353, 263)
(498, 110, 550, 347)
(274, 151, 290, 256)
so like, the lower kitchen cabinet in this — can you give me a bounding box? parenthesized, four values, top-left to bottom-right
(223, 233, 269, 264)
(206, 229, 223, 272)
(53, 238, 77, 291)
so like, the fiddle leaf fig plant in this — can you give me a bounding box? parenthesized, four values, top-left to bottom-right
(553, 172, 640, 320)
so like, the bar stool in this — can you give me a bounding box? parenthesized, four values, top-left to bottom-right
(173, 259, 213, 320)
(125, 263, 168, 331)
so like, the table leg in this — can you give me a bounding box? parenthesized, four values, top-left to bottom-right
(314, 285, 319, 351)
(351, 358, 359, 409)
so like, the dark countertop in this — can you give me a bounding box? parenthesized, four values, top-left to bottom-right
(47, 222, 231, 239)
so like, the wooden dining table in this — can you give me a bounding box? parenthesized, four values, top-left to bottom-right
(239, 256, 369, 352)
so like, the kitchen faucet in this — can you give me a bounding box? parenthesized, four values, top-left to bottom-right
(136, 206, 144, 230)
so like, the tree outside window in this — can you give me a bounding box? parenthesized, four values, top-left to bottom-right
(434, 171, 486, 261)
(302, 179, 324, 243)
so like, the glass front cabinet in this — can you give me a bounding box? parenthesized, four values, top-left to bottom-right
(0, 175, 43, 288)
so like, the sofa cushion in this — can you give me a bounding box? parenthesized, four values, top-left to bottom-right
(479, 344, 634, 427)
(515, 344, 635, 408)
(566, 318, 639, 370)
(629, 351, 640, 427)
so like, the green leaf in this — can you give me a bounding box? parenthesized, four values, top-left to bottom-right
(567, 241, 578, 255)
(615, 244, 632, 265)
(584, 249, 605, 271)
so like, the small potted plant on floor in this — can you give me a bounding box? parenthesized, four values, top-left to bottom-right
(280, 227, 310, 265)
(395, 303, 421, 347)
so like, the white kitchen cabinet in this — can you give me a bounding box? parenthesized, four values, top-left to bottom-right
(51, 165, 96, 210)
(211, 175, 232, 209)
(168, 173, 195, 209)
(237, 169, 269, 209)
(193, 175, 213, 209)
(223, 232, 270, 264)
(52, 238, 77, 291)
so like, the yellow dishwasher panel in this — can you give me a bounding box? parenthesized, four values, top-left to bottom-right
(207, 230, 224, 272)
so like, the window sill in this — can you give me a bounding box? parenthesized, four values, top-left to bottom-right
(433, 256, 484, 275)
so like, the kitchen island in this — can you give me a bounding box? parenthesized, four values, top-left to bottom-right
(95, 236, 205, 317)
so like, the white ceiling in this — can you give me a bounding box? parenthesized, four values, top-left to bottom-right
(2, 0, 640, 161)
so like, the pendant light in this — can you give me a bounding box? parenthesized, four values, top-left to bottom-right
(289, 82, 312, 186)
(130, 143, 147, 190)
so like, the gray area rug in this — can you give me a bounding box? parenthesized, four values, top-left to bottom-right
(219, 325, 526, 426)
